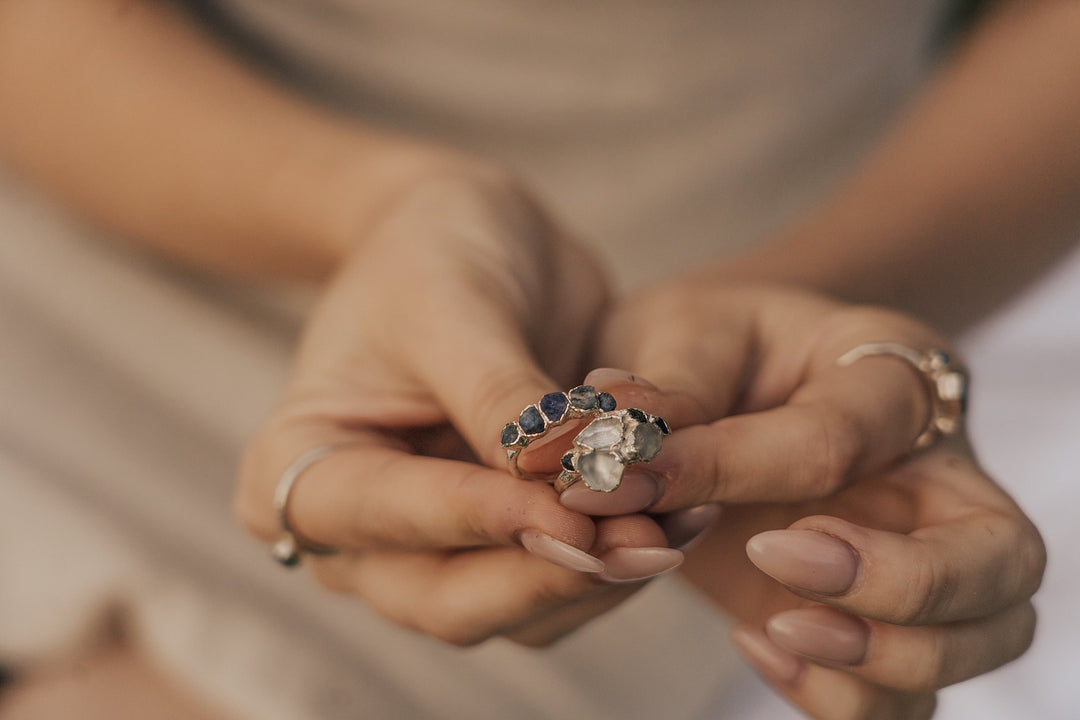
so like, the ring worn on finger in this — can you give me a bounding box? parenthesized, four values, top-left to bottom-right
(271, 443, 349, 568)
(500, 384, 671, 494)
(837, 342, 968, 451)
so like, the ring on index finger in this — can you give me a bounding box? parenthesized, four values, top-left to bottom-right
(500, 385, 670, 493)
(271, 443, 348, 568)
(837, 342, 968, 450)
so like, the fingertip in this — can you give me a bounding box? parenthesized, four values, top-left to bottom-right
(731, 626, 804, 685)
(584, 367, 659, 390)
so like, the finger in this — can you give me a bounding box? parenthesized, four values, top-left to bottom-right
(765, 602, 1037, 693)
(646, 349, 937, 509)
(745, 507, 1046, 624)
(237, 430, 597, 554)
(731, 627, 937, 720)
(313, 514, 675, 647)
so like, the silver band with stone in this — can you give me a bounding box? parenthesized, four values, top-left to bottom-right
(271, 443, 347, 568)
(556, 407, 671, 493)
(836, 342, 968, 451)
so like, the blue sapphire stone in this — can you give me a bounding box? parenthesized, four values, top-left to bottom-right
(568, 385, 599, 410)
(518, 406, 546, 435)
(500, 422, 522, 447)
(627, 408, 648, 423)
(539, 392, 569, 422)
(597, 392, 617, 412)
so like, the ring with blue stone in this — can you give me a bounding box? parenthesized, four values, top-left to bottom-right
(556, 407, 671, 493)
(502, 385, 620, 481)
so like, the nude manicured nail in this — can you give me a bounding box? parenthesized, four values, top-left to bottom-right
(731, 626, 803, 684)
(746, 530, 859, 595)
(766, 608, 869, 665)
(559, 470, 660, 516)
(519, 529, 605, 573)
(661, 504, 721, 550)
(598, 547, 683, 583)
(584, 368, 659, 390)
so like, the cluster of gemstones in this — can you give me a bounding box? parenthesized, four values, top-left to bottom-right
(500, 385, 618, 449)
(559, 407, 670, 492)
(500, 384, 671, 493)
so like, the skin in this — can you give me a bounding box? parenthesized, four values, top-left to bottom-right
(0, 0, 1068, 718)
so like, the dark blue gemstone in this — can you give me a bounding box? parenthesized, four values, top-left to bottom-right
(500, 422, 522, 447)
(519, 406, 546, 435)
(627, 408, 648, 423)
(539, 392, 569, 422)
(561, 452, 576, 471)
(568, 385, 598, 410)
(655, 416, 671, 435)
(597, 392, 617, 412)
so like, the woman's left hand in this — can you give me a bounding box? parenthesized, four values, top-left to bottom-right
(581, 280, 1045, 720)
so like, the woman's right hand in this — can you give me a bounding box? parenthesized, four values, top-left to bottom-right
(235, 165, 685, 646)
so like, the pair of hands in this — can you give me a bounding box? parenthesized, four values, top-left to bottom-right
(236, 167, 1044, 719)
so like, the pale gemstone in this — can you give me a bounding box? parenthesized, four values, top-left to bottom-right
(578, 451, 625, 492)
(631, 422, 663, 462)
(574, 416, 624, 451)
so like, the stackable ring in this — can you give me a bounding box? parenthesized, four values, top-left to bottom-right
(836, 342, 968, 450)
(271, 443, 347, 568)
(500, 385, 670, 492)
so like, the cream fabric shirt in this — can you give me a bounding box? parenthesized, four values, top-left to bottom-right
(0, 2, 950, 718)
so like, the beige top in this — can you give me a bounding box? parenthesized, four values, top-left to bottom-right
(0, 2, 949, 718)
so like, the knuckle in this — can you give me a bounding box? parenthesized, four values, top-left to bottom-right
(896, 550, 954, 625)
(1012, 602, 1038, 660)
(909, 631, 949, 692)
(1016, 520, 1048, 599)
(801, 406, 861, 497)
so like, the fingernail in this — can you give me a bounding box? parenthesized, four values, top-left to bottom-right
(559, 469, 660, 516)
(731, 626, 803, 684)
(746, 530, 859, 595)
(662, 504, 722, 551)
(584, 368, 658, 390)
(766, 608, 869, 665)
(598, 546, 683, 583)
(519, 529, 605, 573)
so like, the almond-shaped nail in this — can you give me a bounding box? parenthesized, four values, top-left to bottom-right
(766, 608, 869, 665)
(559, 470, 660, 516)
(584, 368, 659, 390)
(731, 626, 803, 684)
(519, 529, 604, 573)
(660, 504, 721, 550)
(746, 530, 859, 595)
(598, 546, 683, 583)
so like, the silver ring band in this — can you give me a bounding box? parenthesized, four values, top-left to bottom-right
(837, 342, 968, 450)
(271, 443, 349, 567)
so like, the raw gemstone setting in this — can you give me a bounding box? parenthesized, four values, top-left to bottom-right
(630, 422, 663, 463)
(568, 385, 599, 410)
(539, 392, 570, 422)
(500, 422, 523, 447)
(597, 392, 617, 412)
(574, 415, 624, 451)
(578, 451, 625, 492)
(518, 406, 546, 435)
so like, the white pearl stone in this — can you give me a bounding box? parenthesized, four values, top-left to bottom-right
(574, 416, 625, 451)
(578, 451, 625, 492)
